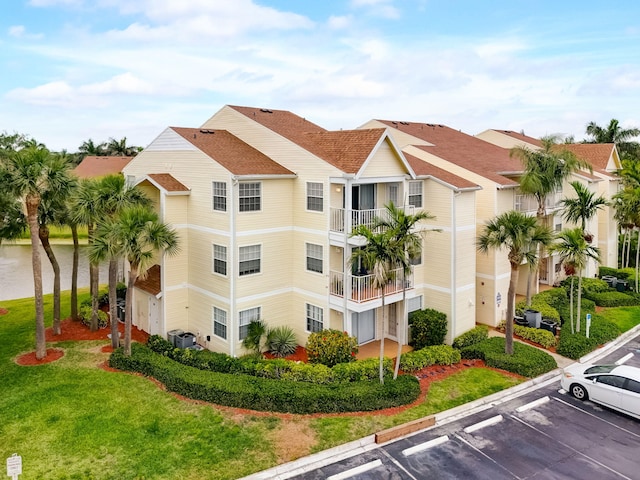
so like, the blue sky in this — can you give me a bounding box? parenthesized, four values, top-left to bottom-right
(1, 0, 639, 151)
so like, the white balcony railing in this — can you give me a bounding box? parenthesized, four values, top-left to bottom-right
(330, 206, 415, 233)
(514, 192, 562, 214)
(330, 268, 413, 303)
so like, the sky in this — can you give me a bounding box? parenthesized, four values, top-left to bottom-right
(1, 0, 639, 151)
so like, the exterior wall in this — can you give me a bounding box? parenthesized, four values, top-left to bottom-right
(475, 130, 534, 149)
(360, 140, 410, 178)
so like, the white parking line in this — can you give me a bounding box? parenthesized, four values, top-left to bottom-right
(515, 396, 550, 413)
(326, 459, 382, 480)
(615, 353, 634, 365)
(402, 435, 449, 457)
(463, 415, 503, 433)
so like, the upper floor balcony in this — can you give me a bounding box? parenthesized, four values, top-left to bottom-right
(330, 205, 415, 234)
(514, 191, 562, 214)
(329, 267, 414, 304)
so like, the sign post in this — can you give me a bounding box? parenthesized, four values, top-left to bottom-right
(586, 313, 592, 339)
(6, 454, 22, 480)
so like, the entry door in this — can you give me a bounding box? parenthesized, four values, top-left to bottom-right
(387, 184, 399, 207)
(352, 184, 375, 210)
(148, 297, 160, 336)
(388, 303, 397, 337)
(352, 310, 375, 344)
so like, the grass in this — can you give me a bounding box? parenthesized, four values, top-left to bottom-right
(1, 289, 562, 480)
(598, 306, 640, 332)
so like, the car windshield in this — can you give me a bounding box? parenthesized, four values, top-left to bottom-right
(584, 365, 617, 375)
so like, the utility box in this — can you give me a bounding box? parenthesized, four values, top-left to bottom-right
(167, 329, 184, 347)
(176, 332, 196, 349)
(514, 316, 528, 326)
(524, 309, 541, 329)
(540, 319, 558, 335)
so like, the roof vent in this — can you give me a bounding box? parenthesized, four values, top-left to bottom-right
(199, 129, 214, 134)
(260, 108, 273, 114)
(400, 121, 410, 125)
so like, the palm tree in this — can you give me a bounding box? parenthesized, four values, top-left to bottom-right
(0, 189, 26, 244)
(1, 145, 69, 359)
(477, 211, 554, 355)
(106, 137, 141, 157)
(78, 139, 106, 159)
(585, 119, 640, 161)
(560, 181, 608, 240)
(551, 228, 600, 333)
(511, 136, 591, 304)
(349, 225, 402, 384)
(374, 202, 435, 379)
(91, 205, 179, 355)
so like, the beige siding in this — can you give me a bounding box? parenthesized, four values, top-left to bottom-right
(360, 140, 409, 178)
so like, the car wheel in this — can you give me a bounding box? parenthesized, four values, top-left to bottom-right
(570, 383, 588, 401)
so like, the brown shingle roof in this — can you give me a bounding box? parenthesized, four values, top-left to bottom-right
(147, 173, 190, 192)
(554, 143, 617, 175)
(73, 156, 133, 178)
(135, 264, 161, 296)
(404, 153, 479, 190)
(492, 130, 543, 148)
(378, 120, 521, 187)
(171, 127, 294, 176)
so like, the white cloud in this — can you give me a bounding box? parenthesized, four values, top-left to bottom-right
(8, 25, 25, 37)
(328, 15, 351, 30)
(350, 0, 400, 19)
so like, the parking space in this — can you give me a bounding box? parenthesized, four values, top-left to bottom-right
(291, 377, 640, 480)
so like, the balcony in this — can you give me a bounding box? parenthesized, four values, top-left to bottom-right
(514, 192, 561, 214)
(330, 206, 415, 233)
(330, 268, 414, 303)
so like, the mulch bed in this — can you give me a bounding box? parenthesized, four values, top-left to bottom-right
(0, 307, 8, 315)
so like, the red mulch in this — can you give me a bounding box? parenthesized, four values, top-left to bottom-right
(264, 345, 308, 362)
(14, 318, 149, 366)
(0, 307, 8, 315)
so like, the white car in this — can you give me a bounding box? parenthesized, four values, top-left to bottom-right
(561, 364, 640, 420)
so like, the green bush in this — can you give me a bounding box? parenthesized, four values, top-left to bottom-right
(513, 325, 556, 348)
(306, 329, 358, 367)
(116, 282, 127, 300)
(79, 304, 108, 329)
(452, 325, 489, 349)
(331, 357, 391, 382)
(399, 345, 461, 372)
(599, 266, 630, 280)
(587, 315, 621, 346)
(460, 337, 557, 377)
(589, 291, 640, 307)
(556, 331, 597, 359)
(109, 344, 420, 414)
(279, 362, 334, 384)
(515, 299, 560, 322)
(535, 288, 569, 310)
(266, 326, 298, 358)
(408, 308, 448, 349)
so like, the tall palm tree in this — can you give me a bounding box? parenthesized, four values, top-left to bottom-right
(349, 225, 402, 384)
(91, 205, 179, 355)
(585, 119, 640, 161)
(560, 181, 608, 239)
(78, 139, 106, 160)
(0, 188, 26, 244)
(511, 136, 591, 304)
(374, 202, 435, 379)
(551, 228, 600, 333)
(106, 137, 141, 157)
(477, 211, 554, 355)
(1, 145, 69, 359)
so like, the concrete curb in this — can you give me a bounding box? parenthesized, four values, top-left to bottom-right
(241, 326, 640, 480)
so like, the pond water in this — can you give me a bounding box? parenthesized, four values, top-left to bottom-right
(0, 244, 110, 301)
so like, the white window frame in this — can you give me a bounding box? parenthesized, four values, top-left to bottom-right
(306, 182, 323, 212)
(407, 295, 422, 314)
(212, 181, 227, 212)
(408, 181, 423, 208)
(213, 306, 227, 340)
(239, 306, 261, 341)
(306, 303, 323, 333)
(306, 243, 323, 274)
(239, 244, 261, 276)
(213, 244, 227, 276)
(239, 182, 261, 212)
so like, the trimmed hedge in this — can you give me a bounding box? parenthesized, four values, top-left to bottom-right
(399, 345, 461, 372)
(588, 291, 640, 307)
(556, 315, 621, 359)
(460, 337, 557, 377)
(408, 308, 448, 349)
(515, 299, 560, 322)
(513, 325, 556, 348)
(452, 325, 489, 349)
(306, 329, 358, 367)
(599, 266, 630, 280)
(109, 344, 420, 414)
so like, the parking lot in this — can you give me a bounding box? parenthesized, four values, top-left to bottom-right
(290, 337, 640, 480)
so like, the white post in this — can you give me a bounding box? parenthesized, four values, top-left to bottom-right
(586, 313, 592, 338)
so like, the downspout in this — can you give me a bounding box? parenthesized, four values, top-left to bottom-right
(230, 176, 238, 357)
(450, 190, 459, 344)
(343, 178, 352, 334)
(160, 191, 167, 335)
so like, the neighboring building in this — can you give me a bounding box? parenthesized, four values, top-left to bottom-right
(73, 155, 133, 178)
(476, 130, 621, 272)
(122, 106, 480, 354)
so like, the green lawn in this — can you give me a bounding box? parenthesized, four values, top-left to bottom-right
(598, 306, 640, 332)
(1, 291, 527, 479)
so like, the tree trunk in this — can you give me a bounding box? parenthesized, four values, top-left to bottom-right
(109, 258, 120, 348)
(26, 195, 46, 360)
(71, 223, 79, 321)
(635, 232, 640, 292)
(87, 222, 99, 331)
(569, 276, 575, 334)
(576, 275, 582, 333)
(393, 270, 406, 380)
(505, 264, 519, 355)
(39, 224, 61, 335)
(379, 290, 386, 385)
(525, 269, 533, 306)
(124, 266, 137, 356)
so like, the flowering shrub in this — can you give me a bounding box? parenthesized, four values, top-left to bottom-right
(306, 329, 358, 367)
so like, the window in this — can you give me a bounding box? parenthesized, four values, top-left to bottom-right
(408, 181, 423, 208)
(407, 295, 422, 313)
(306, 243, 323, 273)
(410, 240, 422, 266)
(213, 182, 227, 211)
(239, 245, 261, 276)
(213, 307, 227, 340)
(306, 304, 323, 332)
(239, 307, 261, 340)
(596, 375, 627, 389)
(213, 244, 227, 275)
(626, 379, 640, 394)
(554, 263, 562, 274)
(307, 182, 323, 212)
(555, 223, 562, 232)
(239, 182, 261, 212)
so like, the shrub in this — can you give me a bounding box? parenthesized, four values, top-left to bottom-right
(460, 337, 556, 377)
(587, 315, 621, 346)
(79, 304, 108, 329)
(306, 329, 358, 367)
(588, 291, 640, 307)
(332, 357, 391, 382)
(242, 320, 268, 355)
(513, 325, 556, 348)
(109, 344, 420, 414)
(266, 326, 297, 358)
(399, 345, 461, 372)
(535, 288, 569, 311)
(452, 325, 489, 349)
(599, 266, 630, 280)
(556, 331, 597, 359)
(515, 299, 560, 322)
(116, 282, 127, 300)
(408, 308, 448, 349)
(280, 362, 334, 384)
